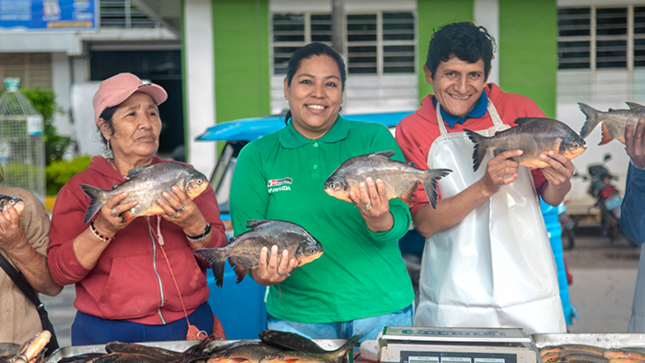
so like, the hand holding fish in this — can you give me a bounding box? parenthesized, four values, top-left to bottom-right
(251, 245, 297, 285)
(626, 119, 645, 169)
(479, 150, 522, 197)
(157, 185, 209, 244)
(94, 192, 137, 238)
(348, 177, 394, 232)
(538, 151, 575, 187)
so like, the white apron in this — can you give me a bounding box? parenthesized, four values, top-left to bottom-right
(413, 101, 566, 334)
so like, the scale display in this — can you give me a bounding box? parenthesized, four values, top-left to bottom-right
(403, 351, 517, 363)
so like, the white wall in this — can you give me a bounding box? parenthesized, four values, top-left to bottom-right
(51, 53, 74, 138)
(183, 0, 217, 177)
(474, 0, 499, 85)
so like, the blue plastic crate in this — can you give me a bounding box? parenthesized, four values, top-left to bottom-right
(207, 263, 267, 340)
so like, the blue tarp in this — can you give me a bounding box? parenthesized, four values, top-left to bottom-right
(195, 111, 413, 142)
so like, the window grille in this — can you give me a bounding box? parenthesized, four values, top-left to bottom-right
(100, 0, 158, 28)
(271, 11, 415, 76)
(557, 5, 645, 70)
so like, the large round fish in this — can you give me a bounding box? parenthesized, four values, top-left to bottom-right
(0, 194, 24, 215)
(194, 220, 324, 288)
(80, 162, 209, 224)
(578, 102, 645, 145)
(206, 342, 281, 363)
(259, 330, 328, 354)
(259, 335, 360, 363)
(465, 117, 587, 171)
(323, 151, 451, 209)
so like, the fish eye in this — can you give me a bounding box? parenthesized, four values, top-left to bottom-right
(329, 182, 336, 189)
(197, 179, 203, 184)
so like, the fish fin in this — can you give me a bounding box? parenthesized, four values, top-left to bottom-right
(370, 150, 396, 159)
(121, 211, 135, 223)
(110, 184, 119, 190)
(513, 117, 538, 126)
(420, 169, 452, 209)
(232, 264, 249, 284)
(400, 181, 419, 206)
(626, 101, 645, 110)
(193, 248, 229, 288)
(331, 334, 363, 362)
(125, 164, 154, 179)
(464, 129, 487, 172)
(79, 184, 108, 224)
(578, 102, 602, 139)
(599, 123, 614, 145)
(246, 220, 272, 230)
(408, 161, 415, 167)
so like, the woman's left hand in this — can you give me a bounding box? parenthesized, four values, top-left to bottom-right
(349, 177, 394, 232)
(158, 186, 207, 236)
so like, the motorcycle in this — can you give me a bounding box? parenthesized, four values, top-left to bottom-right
(578, 154, 638, 248)
(558, 202, 576, 251)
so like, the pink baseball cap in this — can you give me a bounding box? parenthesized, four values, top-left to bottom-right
(92, 72, 168, 125)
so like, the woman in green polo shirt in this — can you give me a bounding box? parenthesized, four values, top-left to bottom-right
(229, 43, 414, 341)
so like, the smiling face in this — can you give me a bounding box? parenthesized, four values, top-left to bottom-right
(100, 92, 161, 161)
(284, 55, 343, 139)
(426, 55, 488, 118)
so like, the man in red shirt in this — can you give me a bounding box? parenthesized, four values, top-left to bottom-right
(396, 22, 573, 333)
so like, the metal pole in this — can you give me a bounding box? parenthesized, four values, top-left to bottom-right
(331, 0, 344, 54)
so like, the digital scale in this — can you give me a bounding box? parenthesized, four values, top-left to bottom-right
(378, 327, 538, 363)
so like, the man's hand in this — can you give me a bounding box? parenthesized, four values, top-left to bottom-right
(539, 151, 575, 187)
(479, 150, 523, 197)
(626, 119, 645, 169)
(0, 205, 28, 253)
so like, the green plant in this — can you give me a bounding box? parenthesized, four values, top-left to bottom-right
(45, 156, 92, 196)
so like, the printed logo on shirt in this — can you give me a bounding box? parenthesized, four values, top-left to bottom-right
(267, 177, 292, 193)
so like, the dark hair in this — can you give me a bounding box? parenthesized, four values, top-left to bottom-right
(97, 105, 118, 149)
(284, 42, 347, 124)
(425, 22, 496, 80)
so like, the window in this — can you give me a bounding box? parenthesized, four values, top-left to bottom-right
(271, 11, 415, 76)
(100, 0, 158, 28)
(558, 5, 645, 70)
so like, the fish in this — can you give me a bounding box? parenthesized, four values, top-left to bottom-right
(0, 194, 24, 215)
(259, 330, 329, 354)
(1, 331, 51, 363)
(57, 353, 106, 363)
(259, 335, 361, 363)
(205, 342, 281, 363)
(543, 351, 605, 362)
(105, 342, 182, 362)
(93, 353, 166, 363)
(194, 220, 324, 288)
(578, 102, 645, 145)
(605, 350, 645, 361)
(80, 162, 209, 224)
(323, 151, 451, 209)
(540, 346, 607, 357)
(547, 355, 609, 363)
(0, 344, 20, 358)
(465, 117, 587, 171)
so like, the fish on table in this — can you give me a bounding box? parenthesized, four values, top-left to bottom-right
(204, 341, 281, 363)
(194, 220, 324, 288)
(0, 194, 24, 215)
(0, 330, 51, 363)
(259, 330, 329, 355)
(258, 335, 360, 363)
(106, 342, 183, 362)
(465, 117, 587, 171)
(324, 150, 451, 209)
(80, 161, 209, 224)
(578, 102, 645, 145)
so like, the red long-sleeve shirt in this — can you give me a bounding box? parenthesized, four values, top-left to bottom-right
(47, 156, 226, 324)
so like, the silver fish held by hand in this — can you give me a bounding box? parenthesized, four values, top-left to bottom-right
(578, 102, 645, 145)
(194, 220, 324, 288)
(323, 150, 451, 209)
(465, 117, 587, 171)
(80, 162, 209, 224)
(0, 194, 24, 215)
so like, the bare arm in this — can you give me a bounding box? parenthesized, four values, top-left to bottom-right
(0, 206, 61, 296)
(414, 150, 523, 238)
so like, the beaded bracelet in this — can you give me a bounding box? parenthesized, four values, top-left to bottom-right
(186, 223, 211, 242)
(89, 221, 115, 243)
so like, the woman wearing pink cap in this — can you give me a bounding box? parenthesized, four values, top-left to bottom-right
(47, 73, 228, 344)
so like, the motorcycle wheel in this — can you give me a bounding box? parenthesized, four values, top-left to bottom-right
(562, 229, 575, 251)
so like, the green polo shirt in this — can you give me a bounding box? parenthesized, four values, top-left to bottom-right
(230, 115, 414, 323)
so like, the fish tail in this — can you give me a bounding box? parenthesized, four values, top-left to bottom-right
(578, 102, 602, 139)
(420, 169, 452, 209)
(331, 334, 363, 362)
(464, 129, 488, 172)
(79, 184, 108, 224)
(193, 248, 229, 288)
